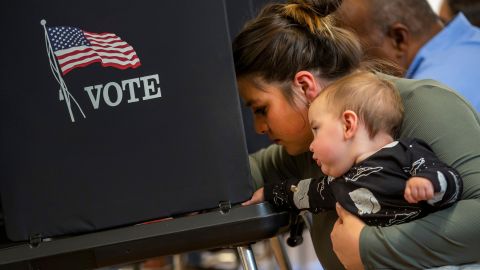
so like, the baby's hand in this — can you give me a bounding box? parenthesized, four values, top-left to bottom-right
(242, 187, 265, 206)
(404, 177, 434, 203)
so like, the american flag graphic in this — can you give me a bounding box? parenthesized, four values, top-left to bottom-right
(46, 26, 141, 75)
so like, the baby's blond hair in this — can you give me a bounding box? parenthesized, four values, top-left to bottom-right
(313, 71, 404, 138)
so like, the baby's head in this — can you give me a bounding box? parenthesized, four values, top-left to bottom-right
(311, 71, 404, 139)
(308, 71, 404, 177)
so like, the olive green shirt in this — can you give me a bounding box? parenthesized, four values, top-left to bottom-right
(249, 75, 480, 269)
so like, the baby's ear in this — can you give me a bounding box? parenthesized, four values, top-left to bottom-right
(342, 110, 358, 139)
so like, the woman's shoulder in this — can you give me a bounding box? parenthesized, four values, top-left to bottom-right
(379, 73, 455, 95)
(378, 73, 476, 115)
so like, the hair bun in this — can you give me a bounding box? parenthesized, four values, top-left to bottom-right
(288, 0, 343, 17)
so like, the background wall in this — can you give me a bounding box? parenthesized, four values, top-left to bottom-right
(428, 0, 443, 13)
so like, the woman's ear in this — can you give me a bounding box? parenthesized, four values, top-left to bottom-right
(293, 71, 321, 103)
(342, 110, 358, 139)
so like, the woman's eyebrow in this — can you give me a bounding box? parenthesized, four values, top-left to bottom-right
(244, 99, 259, 108)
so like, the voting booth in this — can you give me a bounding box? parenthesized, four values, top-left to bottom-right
(0, 1, 290, 269)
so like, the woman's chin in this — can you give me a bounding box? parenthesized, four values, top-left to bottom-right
(284, 145, 310, 156)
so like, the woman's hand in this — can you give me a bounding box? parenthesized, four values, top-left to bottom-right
(242, 187, 265, 206)
(331, 203, 365, 270)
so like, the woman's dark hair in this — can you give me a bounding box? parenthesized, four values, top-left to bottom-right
(233, 0, 362, 86)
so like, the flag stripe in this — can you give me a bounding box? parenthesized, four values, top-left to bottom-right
(54, 46, 93, 59)
(88, 40, 129, 47)
(61, 56, 141, 75)
(55, 47, 136, 63)
(62, 57, 140, 73)
(83, 31, 117, 38)
(86, 36, 122, 43)
(63, 59, 141, 75)
(54, 45, 134, 59)
(57, 50, 138, 67)
(46, 26, 141, 75)
(89, 43, 131, 50)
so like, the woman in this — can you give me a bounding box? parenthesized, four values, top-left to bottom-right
(233, 0, 480, 269)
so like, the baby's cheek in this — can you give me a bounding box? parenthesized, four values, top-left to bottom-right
(320, 146, 338, 162)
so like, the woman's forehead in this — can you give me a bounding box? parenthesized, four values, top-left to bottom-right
(238, 76, 268, 91)
(238, 77, 279, 97)
(238, 84, 268, 108)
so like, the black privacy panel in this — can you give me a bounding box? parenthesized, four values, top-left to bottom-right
(0, 0, 253, 241)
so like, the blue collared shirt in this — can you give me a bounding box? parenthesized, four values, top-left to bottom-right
(406, 13, 480, 111)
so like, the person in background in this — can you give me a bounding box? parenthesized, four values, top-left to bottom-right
(334, 0, 480, 111)
(233, 0, 480, 269)
(440, 0, 480, 27)
(246, 71, 463, 228)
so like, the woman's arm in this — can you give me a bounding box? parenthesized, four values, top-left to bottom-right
(358, 79, 480, 269)
(361, 200, 480, 269)
(249, 144, 324, 188)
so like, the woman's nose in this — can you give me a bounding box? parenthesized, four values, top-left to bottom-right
(254, 119, 268, 134)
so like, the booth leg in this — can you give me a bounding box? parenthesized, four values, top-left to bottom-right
(236, 245, 258, 270)
(269, 236, 292, 270)
(172, 254, 184, 270)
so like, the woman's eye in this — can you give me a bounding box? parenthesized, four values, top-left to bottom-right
(253, 107, 266, 115)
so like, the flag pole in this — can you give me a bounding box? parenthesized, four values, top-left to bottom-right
(41, 19, 86, 122)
